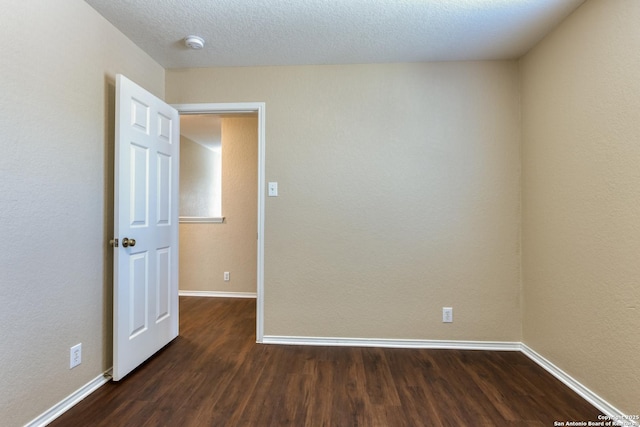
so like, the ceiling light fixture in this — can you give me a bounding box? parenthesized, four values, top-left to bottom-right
(184, 35, 205, 50)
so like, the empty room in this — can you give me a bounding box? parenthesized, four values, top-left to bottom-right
(1, 0, 638, 426)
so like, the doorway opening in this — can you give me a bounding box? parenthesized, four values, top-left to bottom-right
(173, 103, 265, 343)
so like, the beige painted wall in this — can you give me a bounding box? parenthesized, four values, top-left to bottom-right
(521, 0, 640, 415)
(180, 116, 258, 293)
(0, 1, 164, 425)
(166, 62, 522, 341)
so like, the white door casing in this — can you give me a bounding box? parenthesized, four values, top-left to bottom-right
(113, 74, 179, 381)
(172, 102, 266, 343)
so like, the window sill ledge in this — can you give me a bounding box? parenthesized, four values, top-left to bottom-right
(179, 216, 225, 224)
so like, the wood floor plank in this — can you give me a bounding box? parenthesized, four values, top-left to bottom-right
(50, 297, 604, 426)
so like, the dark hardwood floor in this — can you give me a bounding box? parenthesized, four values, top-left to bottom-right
(50, 297, 602, 426)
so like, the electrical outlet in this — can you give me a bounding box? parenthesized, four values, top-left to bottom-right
(442, 307, 453, 323)
(224, 272, 230, 281)
(70, 343, 82, 369)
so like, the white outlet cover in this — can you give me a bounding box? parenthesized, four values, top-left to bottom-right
(70, 343, 82, 369)
(442, 307, 453, 323)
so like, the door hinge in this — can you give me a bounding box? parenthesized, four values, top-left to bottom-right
(110, 238, 119, 247)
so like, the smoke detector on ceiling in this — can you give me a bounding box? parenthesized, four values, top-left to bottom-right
(184, 35, 205, 50)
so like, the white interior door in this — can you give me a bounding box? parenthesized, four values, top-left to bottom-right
(113, 74, 179, 381)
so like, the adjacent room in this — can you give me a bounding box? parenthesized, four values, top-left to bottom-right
(1, 0, 638, 426)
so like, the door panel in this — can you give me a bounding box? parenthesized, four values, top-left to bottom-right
(156, 152, 172, 225)
(156, 247, 171, 322)
(129, 252, 148, 338)
(114, 74, 179, 381)
(130, 143, 149, 227)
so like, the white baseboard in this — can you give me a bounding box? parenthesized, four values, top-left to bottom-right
(179, 290, 257, 299)
(25, 370, 112, 427)
(520, 344, 638, 427)
(263, 335, 521, 351)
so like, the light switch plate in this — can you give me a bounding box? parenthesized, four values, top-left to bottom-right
(268, 182, 278, 197)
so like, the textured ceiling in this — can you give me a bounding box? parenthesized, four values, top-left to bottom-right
(85, 0, 585, 69)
